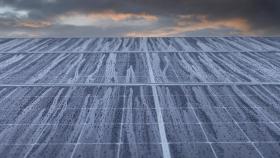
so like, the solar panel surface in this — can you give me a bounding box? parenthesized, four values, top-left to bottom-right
(0, 37, 280, 158)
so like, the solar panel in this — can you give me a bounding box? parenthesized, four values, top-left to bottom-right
(0, 37, 279, 158)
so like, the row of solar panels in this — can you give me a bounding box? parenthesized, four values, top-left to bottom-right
(1, 52, 280, 83)
(0, 37, 279, 52)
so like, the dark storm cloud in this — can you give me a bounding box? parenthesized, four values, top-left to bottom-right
(0, 0, 280, 36)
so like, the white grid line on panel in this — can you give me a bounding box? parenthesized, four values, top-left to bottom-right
(1, 141, 280, 146)
(1, 82, 280, 86)
(0, 122, 279, 126)
(187, 105, 219, 158)
(116, 86, 127, 158)
(1, 50, 280, 54)
(69, 93, 94, 158)
(0, 107, 267, 111)
(181, 85, 219, 158)
(223, 107, 265, 158)
(144, 37, 171, 158)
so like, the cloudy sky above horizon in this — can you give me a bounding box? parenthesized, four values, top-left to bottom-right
(0, 0, 279, 37)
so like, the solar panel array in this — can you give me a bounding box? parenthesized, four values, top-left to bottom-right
(0, 37, 280, 158)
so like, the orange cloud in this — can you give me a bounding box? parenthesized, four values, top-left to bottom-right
(127, 15, 252, 37)
(57, 11, 158, 26)
(18, 20, 51, 28)
(90, 10, 158, 22)
(177, 15, 251, 33)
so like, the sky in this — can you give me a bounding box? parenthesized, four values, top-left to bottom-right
(0, 0, 279, 37)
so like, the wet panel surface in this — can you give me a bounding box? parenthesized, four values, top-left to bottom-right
(0, 37, 280, 158)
